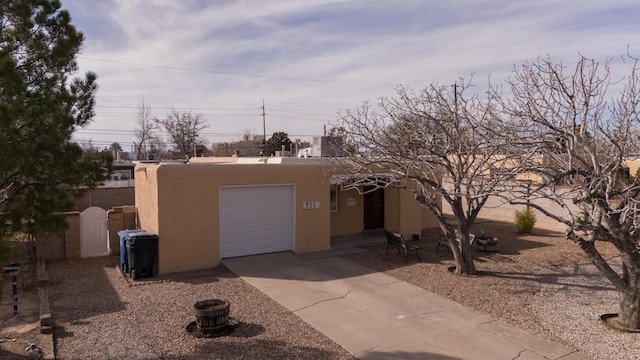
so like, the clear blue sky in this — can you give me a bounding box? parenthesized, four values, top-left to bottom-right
(60, 0, 640, 151)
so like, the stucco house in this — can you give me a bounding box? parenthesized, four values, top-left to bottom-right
(135, 156, 438, 275)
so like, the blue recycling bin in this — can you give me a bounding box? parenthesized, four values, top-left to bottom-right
(125, 232, 158, 280)
(118, 229, 145, 273)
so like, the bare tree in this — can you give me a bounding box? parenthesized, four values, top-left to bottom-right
(155, 108, 209, 159)
(134, 98, 158, 160)
(237, 128, 263, 156)
(331, 81, 520, 275)
(503, 54, 640, 329)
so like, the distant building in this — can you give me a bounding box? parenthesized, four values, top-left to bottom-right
(311, 136, 344, 157)
(212, 134, 311, 157)
(212, 134, 265, 157)
(290, 138, 311, 157)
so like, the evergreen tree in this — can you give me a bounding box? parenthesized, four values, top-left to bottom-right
(0, 0, 109, 237)
(265, 131, 292, 156)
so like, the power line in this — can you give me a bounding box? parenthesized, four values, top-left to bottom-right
(79, 57, 399, 86)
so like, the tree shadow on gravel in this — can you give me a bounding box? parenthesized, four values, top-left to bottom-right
(349, 236, 551, 272)
(52, 324, 75, 340)
(191, 338, 353, 360)
(342, 218, 614, 281)
(48, 257, 125, 322)
(122, 262, 242, 286)
(0, 349, 29, 360)
(228, 321, 266, 337)
(184, 320, 266, 338)
(247, 219, 564, 277)
(481, 268, 616, 292)
(126, 269, 221, 286)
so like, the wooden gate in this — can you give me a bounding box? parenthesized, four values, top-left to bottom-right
(80, 206, 110, 258)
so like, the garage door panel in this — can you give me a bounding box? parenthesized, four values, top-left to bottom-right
(220, 185, 294, 258)
(222, 216, 292, 230)
(223, 211, 291, 223)
(225, 228, 291, 241)
(223, 202, 289, 213)
(224, 239, 289, 255)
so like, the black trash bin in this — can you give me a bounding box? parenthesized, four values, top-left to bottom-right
(118, 229, 145, 273)
(125, 232, 158, 280)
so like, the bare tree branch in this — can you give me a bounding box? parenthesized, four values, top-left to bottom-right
(502, 54, 640, 329)
(155, 108, 209, 159)
(133, 97, 158, 160)
(329, 80, 523, 275)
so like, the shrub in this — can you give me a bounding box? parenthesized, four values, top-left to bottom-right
(576, 207, 591, 226)
(515, 206, 536, 233)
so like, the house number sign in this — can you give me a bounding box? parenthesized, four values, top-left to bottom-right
(303, 201, 320, 209)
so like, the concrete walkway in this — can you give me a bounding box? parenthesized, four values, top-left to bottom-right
(223, 251, 587, 360)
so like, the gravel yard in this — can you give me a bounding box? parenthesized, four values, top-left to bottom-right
(25, 219, 640, 359)
(48, 257, 355, 360)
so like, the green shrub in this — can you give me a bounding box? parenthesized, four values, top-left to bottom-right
(515, 206, 536, 233)
(576, 207, 591, 226)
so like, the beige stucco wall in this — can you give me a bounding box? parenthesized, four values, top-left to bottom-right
(330, 188, 364, 237)
(384, 188, 400, 233)
(329, 186, 438, 239)
(135, 158, 442, 275)
(384, 188, 426, 240)
(135, 162, 331, 274)
(440, 189, 574, 233)
(625, 158, 640, 178)
(107, 206, 137, 255)
(397, 188, 423, 238)
(421, 207, 439, 230)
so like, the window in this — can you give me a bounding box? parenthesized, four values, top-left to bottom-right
(330, 184, 338, 212)
(116, 170, 132, 180)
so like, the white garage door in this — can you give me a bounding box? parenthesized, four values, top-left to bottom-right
(220, 185, 294, 258)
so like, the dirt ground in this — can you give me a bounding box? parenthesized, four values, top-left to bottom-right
(0, 262, 45, 360)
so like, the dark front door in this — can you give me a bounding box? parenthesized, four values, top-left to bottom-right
(364, 187, 384, 229)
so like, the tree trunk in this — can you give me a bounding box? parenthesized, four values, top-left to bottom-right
(576, 231, 640, 330)
(444, 205, 477, 275)
(618, 289, 640, 329)
(617, 268, 640, 329)
(450, 235, 477, 275)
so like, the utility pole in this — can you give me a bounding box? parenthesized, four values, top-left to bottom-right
(261, 99, 267, 155)
(452, 82, 458, 114)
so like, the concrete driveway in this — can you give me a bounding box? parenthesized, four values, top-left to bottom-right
(224, 251, 586, 360)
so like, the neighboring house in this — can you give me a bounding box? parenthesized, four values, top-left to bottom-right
(212, 134, 311, 157)
(73, 162, 136, 211)
(311, 136, 344, 157)
(624, 156, 640, 179)
(135, 156, 439, 275)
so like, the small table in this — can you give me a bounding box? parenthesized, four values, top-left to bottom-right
(475, 234, 498, 252)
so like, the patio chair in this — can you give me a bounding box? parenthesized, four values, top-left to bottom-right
(468, 233, 477, 249)
(436, 232, 476, 253)
(384, 230, 422, 263)
(436, 233, 450, 252)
